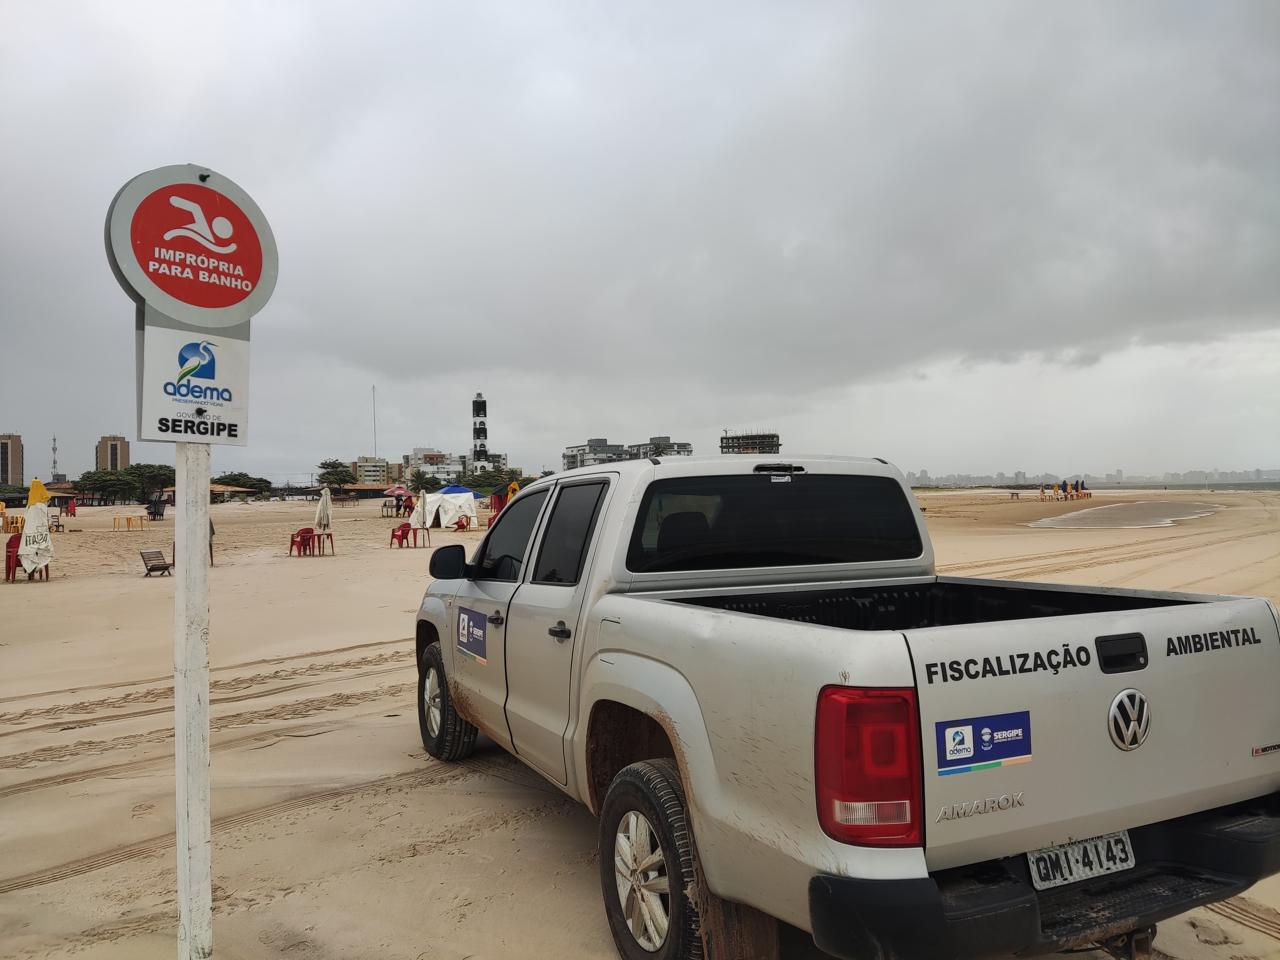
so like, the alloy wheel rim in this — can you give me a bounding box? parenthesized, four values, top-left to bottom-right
(613, 809, 671, 951)
(424, 666, 442, 738)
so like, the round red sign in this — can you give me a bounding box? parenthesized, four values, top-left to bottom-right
(129, 183, 264, 309)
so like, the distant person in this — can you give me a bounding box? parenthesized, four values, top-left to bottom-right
(394, 493, 404, 516)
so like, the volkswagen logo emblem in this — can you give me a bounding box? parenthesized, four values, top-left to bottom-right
(1108, 689, 1151, 751)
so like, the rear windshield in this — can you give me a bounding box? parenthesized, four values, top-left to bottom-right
(626, 474, 922, 572)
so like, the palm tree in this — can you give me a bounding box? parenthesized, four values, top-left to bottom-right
(408, 468, 439, 495)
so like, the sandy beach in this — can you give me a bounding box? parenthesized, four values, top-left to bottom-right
(2, 489, 1279, 960)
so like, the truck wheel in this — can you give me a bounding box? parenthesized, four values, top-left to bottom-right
(417, 642, 477, 761)
(599, 759, 703, 960)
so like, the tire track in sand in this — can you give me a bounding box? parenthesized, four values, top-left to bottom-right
(935, 502, 1274, 579)
(942, 524, 1279, 582)
(0, 682, 415, 770)
(0, 715, 352, 801)
(1205, 895, 1280, 942)
(0, 636, 410, 707)
(0, 649, 412, 726)
(0, 754, 516, 896)
(0, 663, 410, 740)
(5, 768, 567, 958)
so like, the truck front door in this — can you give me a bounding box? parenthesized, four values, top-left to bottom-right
(504, 478, 611, 784)
(448, 488, 549, 750)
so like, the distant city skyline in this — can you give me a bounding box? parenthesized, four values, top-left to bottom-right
(5, 418, 1278, 490)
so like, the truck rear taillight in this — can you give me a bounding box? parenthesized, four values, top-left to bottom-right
(815, 686, 923, 847)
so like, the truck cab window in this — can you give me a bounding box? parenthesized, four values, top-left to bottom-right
(533, 481, 607, 585)
(473, 490, 548, 582)
(626, 474, 921, 572)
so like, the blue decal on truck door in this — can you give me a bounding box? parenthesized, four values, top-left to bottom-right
(935, 710, 1032, 775)
(457, 607, 488, 664)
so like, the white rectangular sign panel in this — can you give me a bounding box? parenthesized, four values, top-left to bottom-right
(139, 326, 250, 445)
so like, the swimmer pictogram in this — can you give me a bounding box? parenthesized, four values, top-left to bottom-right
(163, 195, 237, 254)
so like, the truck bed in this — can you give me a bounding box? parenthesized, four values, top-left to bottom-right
(674, 577, 1197, 631)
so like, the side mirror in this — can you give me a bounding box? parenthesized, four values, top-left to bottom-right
(429, 543, 468, 580)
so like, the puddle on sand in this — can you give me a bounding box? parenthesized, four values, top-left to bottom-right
(1028, 501, 1222, 530)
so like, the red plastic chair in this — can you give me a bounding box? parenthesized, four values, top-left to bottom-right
(289, 527, 315, 556)
(4, 534, 19, 583)
(390, 523, 411, 547)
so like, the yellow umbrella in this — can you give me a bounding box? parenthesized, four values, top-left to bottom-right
(27, 478, 50, 507)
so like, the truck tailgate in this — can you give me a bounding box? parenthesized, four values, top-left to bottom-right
(908, 597, 1280, 871)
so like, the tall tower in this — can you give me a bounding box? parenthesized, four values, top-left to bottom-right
(471, 392, 488, 464)
(51, 436, 58, 477)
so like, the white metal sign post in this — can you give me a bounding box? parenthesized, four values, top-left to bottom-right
(106, 165, 277, 960)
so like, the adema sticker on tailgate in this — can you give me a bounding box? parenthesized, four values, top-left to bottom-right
(935, 710, 1032, 776)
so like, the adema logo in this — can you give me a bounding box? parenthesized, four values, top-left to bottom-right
(165, 340, 232, 402)
(177, 341, 216, 382)
(945, 725, 974, 760)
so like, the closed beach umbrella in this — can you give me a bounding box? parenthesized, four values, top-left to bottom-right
(19, 501, 53, 575)
(314, 486, 333, 531)
(409, 490, 429, 532)
(26, 478, 50, 507)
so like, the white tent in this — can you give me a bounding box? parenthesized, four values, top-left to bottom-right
(416, 492, 478, 528)
(18, 502, 53, 574)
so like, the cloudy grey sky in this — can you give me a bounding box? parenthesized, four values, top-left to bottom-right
(2, 2, 1278, 482)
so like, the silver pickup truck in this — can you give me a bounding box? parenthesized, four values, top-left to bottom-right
(414, 456, 1280, 960)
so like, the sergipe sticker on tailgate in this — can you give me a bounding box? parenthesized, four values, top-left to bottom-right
(936, 710, 1032, 775)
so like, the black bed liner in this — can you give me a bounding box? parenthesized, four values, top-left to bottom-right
(676, 580, 1193, 632)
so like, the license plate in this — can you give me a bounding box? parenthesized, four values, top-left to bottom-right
(1027, 831, 1134, 891)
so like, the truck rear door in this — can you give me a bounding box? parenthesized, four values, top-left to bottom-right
(907, 597, 1280, 871)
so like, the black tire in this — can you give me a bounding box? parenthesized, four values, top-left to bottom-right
(417, 642, 478, 761)
(599, 759, 703, 960)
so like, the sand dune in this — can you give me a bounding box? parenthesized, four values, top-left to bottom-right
(1, 491, 1278, 959)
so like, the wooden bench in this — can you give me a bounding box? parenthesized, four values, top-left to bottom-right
(140, 549, 173, 577)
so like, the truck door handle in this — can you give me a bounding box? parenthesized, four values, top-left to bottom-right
(548, 621, 571, 642)
(487, 611, 505, 626)
(1095, 633, 1147, 673)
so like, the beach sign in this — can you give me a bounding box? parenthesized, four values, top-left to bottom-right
(106, 165, 277, 446)
(105, 165, 277, 960)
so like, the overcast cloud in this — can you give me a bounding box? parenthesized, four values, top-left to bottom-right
(1, 2, 1278, 481)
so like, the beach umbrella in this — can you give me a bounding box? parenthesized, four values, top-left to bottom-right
(18, 501, 52, 575)
(26, 478, 50, 507)
(383, 484, 411, 497)
(314, 486, 333, 532)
